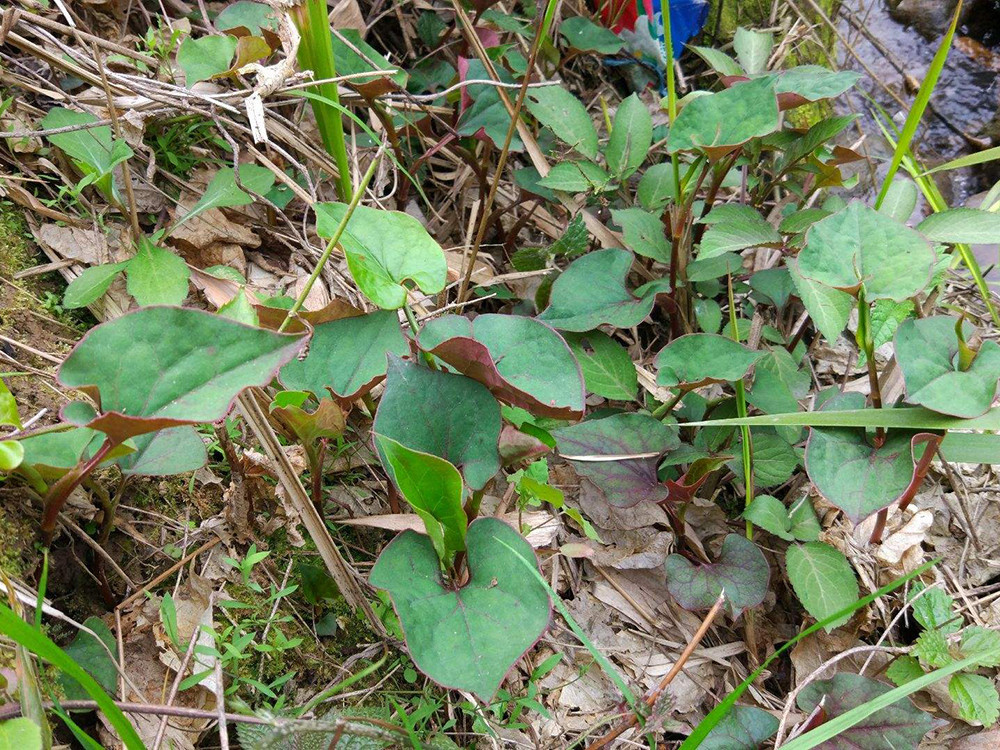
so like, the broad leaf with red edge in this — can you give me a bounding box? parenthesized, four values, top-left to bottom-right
(418, 314, 585, 420)
(57, 307, 305, 444)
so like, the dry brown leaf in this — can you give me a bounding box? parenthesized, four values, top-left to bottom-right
(34, 223, 112, 265)
(331, 0, 365, 33)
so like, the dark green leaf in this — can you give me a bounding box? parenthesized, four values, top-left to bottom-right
(177, 35, 237, 86)
(280, 310, 407, 401)
(418, 314, 585, 420)
(612, 207, 670, 262)
(552, 413, 678, 507)
(796, 201, 935, 301)
(796, 673, 933, 749)
(701, 705, 779, 750)
(667, 78, 779, 158)
(786, 541, 859, 631)
(369, 518, 550, 701)
(537, 248, 669, 332)
(655, 333, 764, 388)
(58, 307, 305, 442)
(563, 331, 637, 401)
(896, 316, 1000, 418)
(58, 617, 118, 701)
(373, 356, 501, 490)
(115, 426, 207, 476)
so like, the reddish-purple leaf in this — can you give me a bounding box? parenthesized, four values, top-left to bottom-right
(796, 673, 933, 749)
(665, 534, 769, 617)
(552, 413, 678, 507)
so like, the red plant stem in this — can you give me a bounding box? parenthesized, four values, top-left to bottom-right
(40, 437, 116, 546)
(869, 434, 943, 544)
(585, 593, 725, 750)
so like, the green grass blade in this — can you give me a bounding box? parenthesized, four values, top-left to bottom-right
(0, 603, 144, 750)
(498, 539, 637, 708)
(872, 110, 1000, 326)
(921, 145, 1000, 175)
(938, 432, 1000, 463)
(686, 406, 1000, 431)
(295, 90, 431, 209)
(679, 560, 937, 748)
(873, 1, 961, 210)
(292, 0, 353, 201)
(779, 654, 978, 750)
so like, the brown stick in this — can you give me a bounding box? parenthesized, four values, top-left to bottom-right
(585, 593, 726, 750)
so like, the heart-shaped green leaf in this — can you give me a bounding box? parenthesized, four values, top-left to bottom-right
(805, 423, 933, 525)
(796, 674, 933, 749)
(419, 314, 585, 420)
(215, 1, 278, 35)
(698, 204, 781, 260)
(786, 541, 859, 631)
(376, 435, 466, 566)
(728, 431, 799, 487)
(115, 427, 207, 476)
(369, 517, 550, 701)
(612, 208, 670, 262)
(701, 705, 779, 750)
(177, 35, 238, 86)
(665, 534, 769, 617)
(0, 717, 41, 748)
(373, 356, 501, 490)
(917, 207, 1000, 244)
(537, 249, 669, 332)
(563, 331, 638, 401)
(58, 307, 305, 443)
(743, 494, 820, 542)
(315, 203, 447, 310)
(280, 310, 407, 401)
(769, 67, 860, 102)
(525, 86, 598, 159)
(895, 316, 1000, 418)
(667, 77, 779, 158)
(606, 93, 652, 178)
(655, 334, 764, 388)
(796, 201, 935, 301)
(553, 412, 678, 507)
(126, 237, 190, 307)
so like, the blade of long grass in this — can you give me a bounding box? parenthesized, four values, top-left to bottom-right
(679, 560, 936, 748)
(778, 654, 978, 750)
(872, 111, 1000, 325)
(292, 0, 353, 201)
(0, 602, 144, 750)
(921, 144, 1000, 175)
(873, 0, 962, 210)
(686, 406, 1000, 431)
(296, 90, 431, 208)
(498, 539, 637, 708)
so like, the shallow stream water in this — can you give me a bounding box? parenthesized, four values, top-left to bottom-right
(836, 0, 999, 276)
